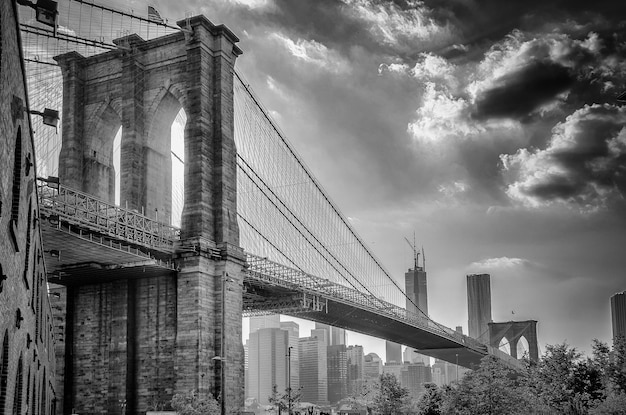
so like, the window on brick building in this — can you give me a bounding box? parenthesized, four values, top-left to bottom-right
(25, 367, 30, 414)
(12, 355, 23, 415)
(30, 372, 36, 415)
(11, 127, 23, 227)
(40, 369, 46, 415)
(0, 330, 9, 412)
(23, 200, 33, 289)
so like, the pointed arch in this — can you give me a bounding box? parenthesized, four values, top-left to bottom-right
(83, 103, 122, 201)
(516, 335, 530, 359)
(498, 337, 511, 355)
(145, 90, 185, 224)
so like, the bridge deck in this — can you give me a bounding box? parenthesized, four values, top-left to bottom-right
(37, 180, 523, 370)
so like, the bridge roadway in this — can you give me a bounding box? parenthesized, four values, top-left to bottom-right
(37, 179, 523, 370)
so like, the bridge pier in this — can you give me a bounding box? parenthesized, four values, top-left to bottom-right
(50, 15, 245, 414)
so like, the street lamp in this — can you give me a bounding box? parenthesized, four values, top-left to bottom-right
(216, 273, 236, 415)
(211, 356, 224, 415)
(16, 0, 58, 35)
(287, 346, 293, 415)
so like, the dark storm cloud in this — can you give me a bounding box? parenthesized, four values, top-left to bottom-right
(502, 104, 626, 209)
(420, 0, 625, 49)
(473, 62, 574, 120)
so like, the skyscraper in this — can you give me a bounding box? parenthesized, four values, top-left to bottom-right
(299, 335, 328, 405)
(385, 341, 402, 364)
(247, 327, 289, 405)
(467, 273, 492, 342)
(346, 345, 365, 397)
(327, 345, 348, 404)
(249, 314, 280, 334)
(405, 250, 430, 366)
(315, 322, 346, 346)
(405, 262, 428, 320)
(401, 362, 432, 398)
(611, 291, 626, 339)
(363, 353, 383, 381)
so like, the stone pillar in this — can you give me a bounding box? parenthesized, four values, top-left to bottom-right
(179, 18, 241, 244)
(174, 16, 244, 413)
(117, 35, 147, 212)
(55, 52, 86, 190)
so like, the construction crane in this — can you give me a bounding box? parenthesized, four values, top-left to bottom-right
(404, 234, 420, 271)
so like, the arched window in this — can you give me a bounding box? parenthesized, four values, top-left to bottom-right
(11, 127, 23, 225)
(12, 355, 23, 415)
(1, 330, 9, 412)
(23, 200, 33, 288)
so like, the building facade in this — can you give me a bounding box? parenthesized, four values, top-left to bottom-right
(385, 341, 402, 364)
(401, 362, 432, 399)
(363, 353, 382, 382)
(327, 345, 348, 404)
(247, 328, 289, 405)
(299, 335, 328, 405)
(467, 273, 492, 342)
(346, 345, 364, 397)
(611, 291, 626, 340)
(0, 1, 58, 413)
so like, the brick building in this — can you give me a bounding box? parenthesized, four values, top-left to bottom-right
(0, 1, 58, 413)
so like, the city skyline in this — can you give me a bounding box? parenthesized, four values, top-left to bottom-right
(116, 0, 624, 356)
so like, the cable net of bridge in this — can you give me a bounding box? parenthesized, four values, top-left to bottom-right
(234, 74, 433, 318)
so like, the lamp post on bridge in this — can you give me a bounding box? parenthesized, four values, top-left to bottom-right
(287, 346, 293, 415)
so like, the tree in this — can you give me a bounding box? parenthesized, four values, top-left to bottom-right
(170, 390, 220, 415)
(589, 390, 626, 415)
(446, 355, 535, 415)
(531, 342, 604, 413)
(371, 373, 410, 415)
(414, 383, 446, 415)
(608, 336, 626, 393)
(268, 384, 302, 414)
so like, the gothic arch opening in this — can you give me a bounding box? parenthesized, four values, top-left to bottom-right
(113, 126, 122, 206)
(498, 337, 511, 355)
(517, 335, 530, 359)
(87, 105, 121, 202)
(171, 109, 186, 227)
(146, 92, 186, 226)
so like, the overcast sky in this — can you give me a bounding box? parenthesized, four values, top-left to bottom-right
(125, 0, 626, 358)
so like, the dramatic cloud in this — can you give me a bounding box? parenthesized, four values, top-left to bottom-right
(501, 104, 626, 210)
(468, 257, 531, 270)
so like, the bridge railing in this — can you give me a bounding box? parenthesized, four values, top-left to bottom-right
(37, 179, 181, 252)
(245, 253, 488, 353)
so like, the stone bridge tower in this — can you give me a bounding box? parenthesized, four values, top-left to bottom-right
(489, 320, 539, 362)
(52, 16, 244, 414)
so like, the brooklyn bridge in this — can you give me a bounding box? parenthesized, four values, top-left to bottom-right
(7, 1, 528, 413)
